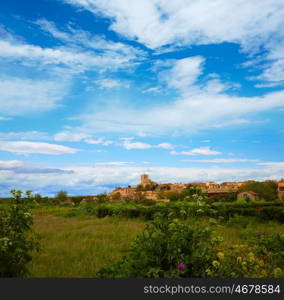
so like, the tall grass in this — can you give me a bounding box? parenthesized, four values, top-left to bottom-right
(27, 207, 284, 278)
(28, 214, 145, 277)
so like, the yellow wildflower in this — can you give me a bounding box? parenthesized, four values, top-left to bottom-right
(248, 254, 255, 262)
(273, 268, 282, 277)
(217, 252, 224, 260)
(237, 256, 242, 263)
(212, 260, 220, 268)
(206, 268, 212, 275)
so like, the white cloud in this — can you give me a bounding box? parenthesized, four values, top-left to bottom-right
(94, 161, 132, 166)
(35, 18, 145, 61)
(62, 0, 284, 86)
(0, 160, 24, 169)
(0, 141, 79, 155)
(122, 139, 152, 150)
(170, 147, 221, 156)
(0, 131, 49, 141)
(160, 56, 204, 91)
(182, 158, 259, 163)
(142, 87, 162, 94)
(0, 117, 11, 121)
(156, 143, 173, 149)
(257, 162, 284, 168)
(54, 131, 91, 142)
(85, 138, 114, 146)
(62, 0, 284, 49)
(0, 76, 69, 116)
(1, 162, 284, 196)
(0, 39, 133, 72)
(121, 138, 173, 150)
(93, 78, 130, 89)
(79, 81, 284, 135)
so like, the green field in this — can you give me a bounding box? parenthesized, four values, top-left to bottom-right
(27, 206, 284, 278)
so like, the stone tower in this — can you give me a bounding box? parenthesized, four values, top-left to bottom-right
(140, 174, 151, 187)
(278, 180, 284, 200)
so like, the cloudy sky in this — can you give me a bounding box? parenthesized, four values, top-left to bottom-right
(0, 0, 284, 196)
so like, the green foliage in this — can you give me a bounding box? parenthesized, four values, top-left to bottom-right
(70, 196, 84, 206)
(206, 233, 284, 278)
(210, 192, 236, 203)
(110, 192, 121, 202)
(257, 207, 284, 223)
(136, 182, 158, 191)
(95, 193, 109, 204)
(0, 190, 40, 277)
(55, 190, 68, 203)
(228, 215, 250, 228)
(98, 213, 217, 278)
(238, 181, 278, 201)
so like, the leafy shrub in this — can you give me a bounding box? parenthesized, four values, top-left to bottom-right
(228, 215, 250, 228)
(205, 244, 283, 278)
(257, 207, 284, 223)
(238, 181, 278, 201)
(55, 190, 68, 203)
(70, 196, 84, 206)
(206, 233, 284, 278)
(98, 213, 218, 278)
(0, 190, 40, 277)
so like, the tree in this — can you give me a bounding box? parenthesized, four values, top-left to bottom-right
(238, 181, 278, 201)
(95, 193, 109, 203)
(55, 190, 68, 203)
(70, 196, 83, 206)
(111, 192, 121, 202)
(0, 190, 40, 277)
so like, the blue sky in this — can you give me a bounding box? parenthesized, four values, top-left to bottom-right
(0, 0, 284, 196)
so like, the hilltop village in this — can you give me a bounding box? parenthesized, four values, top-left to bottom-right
(109, 174, 284, 202)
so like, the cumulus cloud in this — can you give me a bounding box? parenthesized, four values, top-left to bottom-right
(85, 138, 114, 146)
(62, 0, 284, 49)
(1, 162, 284, 196)
(121, 138, 173, 150)
(54, 131, 91, 142)
(0, 141, 79, 155)
(170, 147, 221, 156)
(62, 0, 284, 85)
(159, 56, 204, 91)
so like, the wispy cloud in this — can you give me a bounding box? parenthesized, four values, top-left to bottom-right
(0, 131, 49, 141)
(170, 147, 221, 156)
(182, 158, 259, 163)
(121, 138, 173, 150)
(0, 76, 69, 116)
(93, 78, 130, 89)
(54, 131, 91, 142)
(0, 141, 79, 155)
(0, 160, 73, 174)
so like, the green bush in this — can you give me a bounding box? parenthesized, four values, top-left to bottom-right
(257, 207, 284, 223)
(98, 213, 218, 278)
(0, 190, 40, 277)
(228, 215, 250, 228)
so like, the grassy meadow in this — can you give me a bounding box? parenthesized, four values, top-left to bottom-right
(27, 205, 284, 278)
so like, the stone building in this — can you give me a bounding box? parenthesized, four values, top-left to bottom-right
(237, 191, 260, 201)
(278, 180, 284, 200)
(140, 174, 153, 187)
